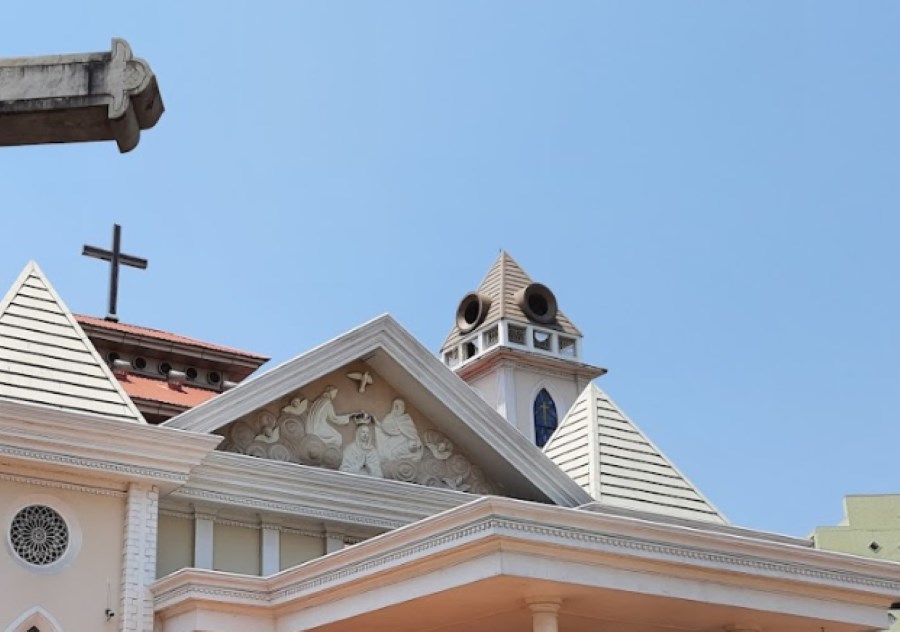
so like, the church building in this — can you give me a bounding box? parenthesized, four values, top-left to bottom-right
(1, 254, 899, 632)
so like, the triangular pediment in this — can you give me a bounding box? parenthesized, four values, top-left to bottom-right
(544, 383, 726, 523)
(164, 315, 590, 506)
(214, 361, 496, 494)
(0, 262, 144, 422)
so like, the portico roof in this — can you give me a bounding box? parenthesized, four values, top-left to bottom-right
(152, 495, 900, 632)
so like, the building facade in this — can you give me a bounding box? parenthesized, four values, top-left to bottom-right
(1, 258, 899, 632)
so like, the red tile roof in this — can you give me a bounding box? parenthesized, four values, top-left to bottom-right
(75, 314, 268, 361)
(116, 373, 220, 409)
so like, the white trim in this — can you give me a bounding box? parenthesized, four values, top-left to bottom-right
(3, 493, 83, 575)
(0, 473, 126, 498)
(0, 399, 220, 490)
(3, 606, 64, 632)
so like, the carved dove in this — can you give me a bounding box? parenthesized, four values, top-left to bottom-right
(347, 371, 374, 393)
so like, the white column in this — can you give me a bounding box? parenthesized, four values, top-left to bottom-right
(193, 508, 215, 570)
(261, 523, 281, 575)
(325, 530, 344, 554)
(120, 483, 158, 632)
(526, 597, 562, 632)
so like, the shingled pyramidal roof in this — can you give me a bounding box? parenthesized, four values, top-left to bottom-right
(0, 262, 144, 422)
(544, 382, 726, 524)
(441, 251, 581, 353)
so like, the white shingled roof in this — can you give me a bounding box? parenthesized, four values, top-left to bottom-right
(0, 261, 144, 422)
(543, 382, 725, 524)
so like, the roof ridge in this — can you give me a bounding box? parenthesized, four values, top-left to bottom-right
(74, 313, 269, 361)
(499, 251, 507, 319)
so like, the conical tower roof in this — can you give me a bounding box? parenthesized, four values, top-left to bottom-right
(543, 383, 725, 524)
(0, 262, 144, 422)
(441, 251, 581, 353)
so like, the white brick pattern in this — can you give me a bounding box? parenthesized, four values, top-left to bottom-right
(120, 483, 158, 632)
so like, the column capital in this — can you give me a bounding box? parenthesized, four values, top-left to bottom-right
(525, 596, 563, 614)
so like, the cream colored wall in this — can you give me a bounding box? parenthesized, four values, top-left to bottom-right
(214, 523, 260, 575)
(814, 495, 900, 563)
(512, 368, 580, 441)
(280, 531, 326, 570)
(156, 514, 194, 578)
(0, 479, 124, 632)
(463, 365, 585, 442)
(467, 372, 500, 412)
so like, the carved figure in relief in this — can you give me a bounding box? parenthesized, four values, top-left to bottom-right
(375, 398, 423, 463)
(305, 386, 353, 450)
(340, 414, 383, 477)
(253, 412, 281, 444)
(442, 476, 471, 492)
(281, 397, 308, 417)
(423, 429, 454, 460)
(347, 371, 373, 393)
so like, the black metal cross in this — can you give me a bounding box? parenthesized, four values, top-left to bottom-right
(82, 224, 148, 323)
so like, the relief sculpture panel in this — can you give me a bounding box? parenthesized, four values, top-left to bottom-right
(218, 365, 496, 495)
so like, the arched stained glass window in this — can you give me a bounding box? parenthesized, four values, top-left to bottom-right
(533, 388, 558, 448)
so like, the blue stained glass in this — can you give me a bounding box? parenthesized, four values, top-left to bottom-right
(533, 388, 558, 448)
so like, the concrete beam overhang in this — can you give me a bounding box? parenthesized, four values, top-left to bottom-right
(0, 38, 163, 152)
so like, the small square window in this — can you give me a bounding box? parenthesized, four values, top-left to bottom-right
(533, 329, 552, 351)
(558, 336, 576, 357)
(508, 324, 527, 345)
(483, 326, 499, 348)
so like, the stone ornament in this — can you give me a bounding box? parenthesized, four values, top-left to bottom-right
(221, 388, 495, 494)
(340, 413, 382, 477)
(347, 371, 374, 393)
(375, 398, 423, 462)
(305, 386, 353, 450)
(0, 38, 163, 152)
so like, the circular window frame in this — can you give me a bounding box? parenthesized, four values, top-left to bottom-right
(456, 292, 491, 334)
(5, 494, 82, 574)
(515, 283, 558, 324)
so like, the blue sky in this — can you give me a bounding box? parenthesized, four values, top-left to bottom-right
(1, 2, 898, 536)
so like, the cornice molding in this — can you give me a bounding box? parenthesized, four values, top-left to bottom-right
(456, 345, 606, 383)
(0, 399, 221, 486)
(0, 472, 127, 497)
(152, 496, 900, 615)
(0, 444, 186, 482)
(174, 452, 477, 529)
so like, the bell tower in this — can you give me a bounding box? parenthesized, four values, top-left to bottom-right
(440, 252, 605, 447)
